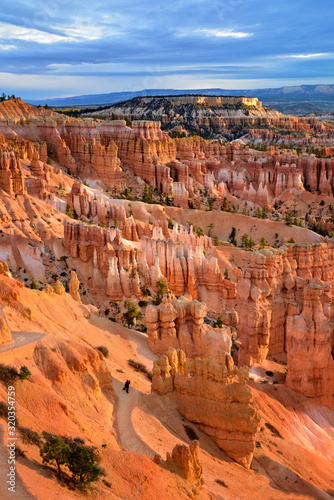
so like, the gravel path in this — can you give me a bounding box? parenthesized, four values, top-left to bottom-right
(0, 331, 45, 354)
(113, 378, 155, 459)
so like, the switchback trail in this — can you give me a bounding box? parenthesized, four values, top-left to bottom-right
(0, 331, 46, 354)
(113, 378, 155, 458)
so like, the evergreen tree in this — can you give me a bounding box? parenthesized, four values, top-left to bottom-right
(67, 445, 101, 486)
(40, 437, 70, 477)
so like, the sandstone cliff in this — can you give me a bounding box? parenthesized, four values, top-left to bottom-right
(236, 243, 334, 408)
(286, 283, 334, 408)
(152, 347, 260, 469)
(146, 293, 232, 358)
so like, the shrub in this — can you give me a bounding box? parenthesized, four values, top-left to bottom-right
(156, 280, 168, 297)
(18, 426, 42, 447)
(241, 233, 249, 248)
(40, 435, 101, 486)
(259, 237, 267, 248)
(124, 300, 142, 325)
(0, 401, 8, 420)
(256, 441, 262, 448)
(127, 359, 152, 380)
(230, 332, 238, 357)
(96, 346, 109, 358)
(288, 237, 295, 243)
(183, 424, 199, 441)
(265, 422, 282, 439)
(140, 285, 150, 298)
(152, 296, 162, 305)
(213, 236, 220, 246)
(15, 446, 26, 458)
(0, 363, 19, 385)
(46, 157, 52, 165)
(138, 300, 147, 308)
(19, 366, 31, 380)
(135, 324, 147, 333)
(215, 479, 228, 488)
(61, 436, 86, 448)
(168, 130, 186, 139)
(213, 316, 223, 328)
(65, 204, 73, 218)
(142, 184, 154, 203)
(30, 279, 39, 290)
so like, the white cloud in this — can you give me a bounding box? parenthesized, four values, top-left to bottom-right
(0, 23, 68, 44)
(278, 53, 330, 59)
(198, 29, 253, 38)
(60, 24, 119, 41)
(0, 22, 113, 45)
(0, 44, 16, 50)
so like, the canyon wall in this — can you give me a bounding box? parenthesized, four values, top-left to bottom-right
(286, 283, 334, 408)
(2, 99, 333, 211)
(236, 243, 334, 407)
(139, 236, 237, 316)
(62, 216, 237, 319)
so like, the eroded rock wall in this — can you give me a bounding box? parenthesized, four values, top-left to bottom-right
(146, 294, 232, 358)
(152, 347, 260, 469)
(0, 152, 26, 196)
(286, 283, 334, 408)
(236, 242, 334, 407)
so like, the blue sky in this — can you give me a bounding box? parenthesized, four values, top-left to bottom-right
(0, 0, 333, 99)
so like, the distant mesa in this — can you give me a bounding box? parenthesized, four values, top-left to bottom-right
(26, 84, 334, 114)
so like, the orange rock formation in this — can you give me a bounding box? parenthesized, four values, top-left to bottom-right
(152, 347, 260, 469)
(286, 283, 334, 408)
(155, 441, 204, 494)
(146, 294, 232, 358)
(237, 243, 334, 408)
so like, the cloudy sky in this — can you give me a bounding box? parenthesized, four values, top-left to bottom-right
(0, 0, 333, 99)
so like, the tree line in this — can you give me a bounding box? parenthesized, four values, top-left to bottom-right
(0, 93, 19, 102)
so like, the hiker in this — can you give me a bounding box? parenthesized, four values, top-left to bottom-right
(122, 380, 131, 393)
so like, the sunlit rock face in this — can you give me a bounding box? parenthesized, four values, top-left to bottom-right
(146, 293, 232, 358)
(152, 347, 260, 469)
(286, 283, 334, 409)
(237, 243, 334, 408)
